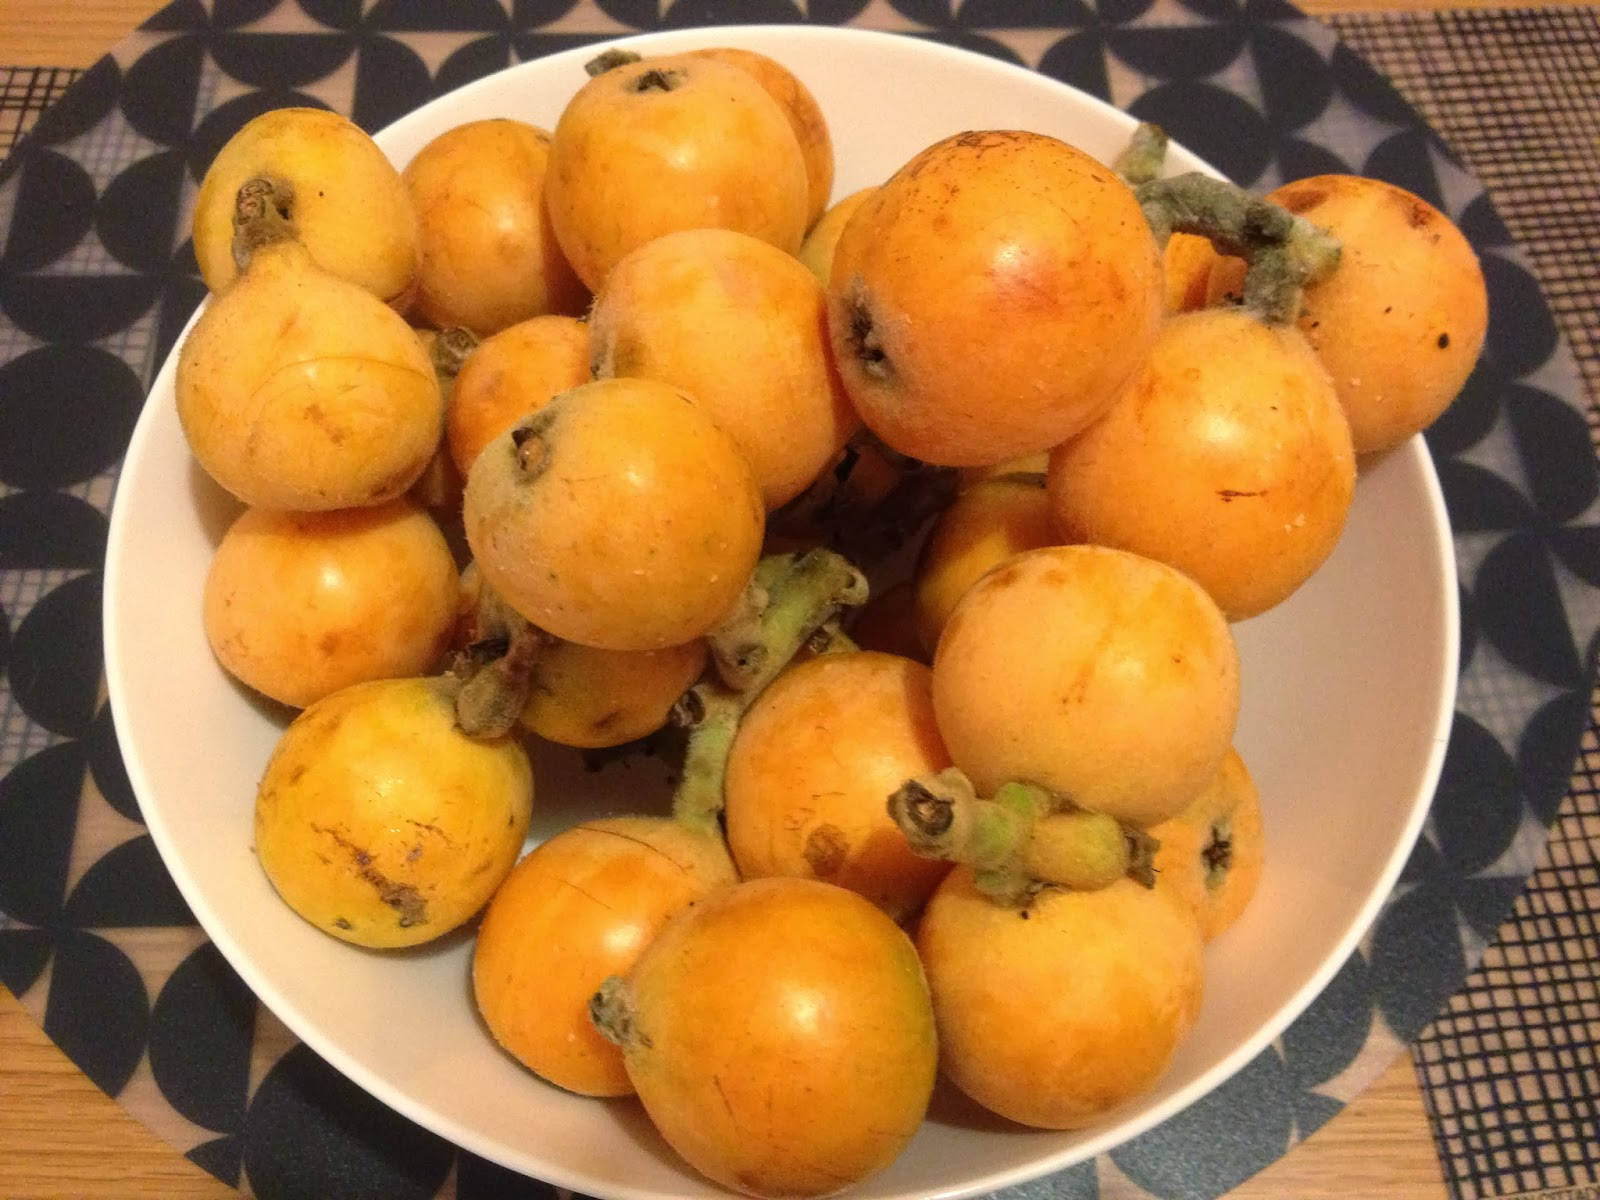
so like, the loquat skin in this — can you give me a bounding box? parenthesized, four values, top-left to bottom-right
(445, 314, 591, 479)
(1047, 307, 1357, 621)
(402, 118, 589, 335)
(589, 228, 859, 510)
(203, 499, 459, 710)
(599, 878, 938, 1199)
(931, 544, 1240, 828)
(827, 129, 1164, 467)
(176, 240, 443, 511)
(254, 676, 533, 950)
(911, 476, 1057, 657)
(545, 53, 810, 292)
(1162, 231, 1227, 314)
(916, 869, 1205, 1130)
(687, 46, 835, 230)
(1149, 746, 1265, 941)
(1210, 174, 1488, 454)
(797, 186, 877, 285)
(192, 107, 419, 306)
(471, 816, 736, 1097)
(461, 377, 766, 652)
(724, 651, 955, 922)
(519, 636, 709, 749)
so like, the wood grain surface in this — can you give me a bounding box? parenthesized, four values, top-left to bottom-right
(5, 0, 1572, 1194)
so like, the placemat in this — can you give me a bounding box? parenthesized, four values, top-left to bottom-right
(0, 4, 1596, 1199)
(1322, 11, 1600, 1199)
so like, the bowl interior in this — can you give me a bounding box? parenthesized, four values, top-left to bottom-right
(103, 25, 1459, 1200)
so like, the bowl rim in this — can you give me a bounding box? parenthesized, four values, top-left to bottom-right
(103, 22, 1462, 1199)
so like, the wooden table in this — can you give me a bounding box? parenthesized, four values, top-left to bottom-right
(0, 1, 1584, 1196)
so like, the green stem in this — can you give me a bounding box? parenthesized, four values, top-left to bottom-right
(670, 548, 869, 830)
(886, 769, 1156, 903)
(1113, 121, 1169, 187)
(1135, 172, 1341, 325)
(585, 47, 641, 77)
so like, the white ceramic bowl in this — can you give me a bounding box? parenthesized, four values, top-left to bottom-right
(103, 25, 1459, 1200)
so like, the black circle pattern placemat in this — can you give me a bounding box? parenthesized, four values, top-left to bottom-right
(0, 3, 1597, 1198)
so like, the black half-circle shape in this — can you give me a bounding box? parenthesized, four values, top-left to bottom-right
(212, 0, 283, 31)
(87, 702, 141, 823)
(42, 928, 150, 1096)
(1477, 530, 1588, 688)
(1361, 128, 1445, 209)
(1367, 878, 1466, 1042)
(1037, 31, 1111, 104)
(0, 490, 108, 569)
(1107, 23, 1248, 82)
(1129, 81, 1273, 188)
(296, 0, 362, 31)
(209, 33, 355, 90)
(1481, 252, 1561, 381)
(1430, 709, 1524, 878)
(434, 36, 517, 99)
(119, 33, 206, 146)
(950, 0, 1094, 24)
(1110, 1046, 1294, 1196)
(0, 272, 163, 344)
(242, 1043, 455, 1200)
(0, 345, 143, 490)
(28, 58, 121, 149)
(1519, 686, 1595, 824)
(662, 0, 806, 25)
(0, 740, 89, 926)
(8, 573, 105, 738)
(0, 148, 97, 272)
(349, 35, 434, 135)
(367, 0, 512, 30)
(1278, 951, 1374, 1092)
(1433, 457, 1536, 535)
(1457, 189, 1513, 250)
(1273, 135, 1353, 182)
(97, 150, 189, 272)
(1505, 382, 1600, 524)
(1424, 355, 1507, 458)
(63, 836, 197, 928)
(1328, 39, 1417, 126)
(0, 928, 55, 998)
(149, 942, 256, 1134)
(1250, 22, 1333, 131)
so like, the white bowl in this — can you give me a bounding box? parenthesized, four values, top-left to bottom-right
(103, 25, 1459, 1200)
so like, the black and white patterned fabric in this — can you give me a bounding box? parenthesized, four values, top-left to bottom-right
(0, 2, 1595, 1198)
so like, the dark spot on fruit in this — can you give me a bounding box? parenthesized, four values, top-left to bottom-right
(630, 66, 682, 93)
(843, 281, 891, 380)
(803, 823, 849, 877)
(1438, 331, 1451, 349)
(333, 917, 352, 930)
(1019, 909, 1031, 920)
(1217, 488, 1265, 501)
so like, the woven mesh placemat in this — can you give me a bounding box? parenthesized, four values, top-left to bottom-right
(1321, 10, 1599, 1199)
